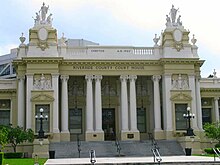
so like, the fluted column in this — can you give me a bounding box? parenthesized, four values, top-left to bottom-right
(214, 97, 219, 122)
(60, 75, 69, 133)
(17, 75, 25, 128)
(129, 75, 138, 131)
(152, 75, 162, 131)
(120, 75, 129, 131)
(52, 73, 60, 133)
(85, 75, 94, 132)
(195, 76, 203, 130)
(94, 75, 103, 132)
(26, 74, 33, 129)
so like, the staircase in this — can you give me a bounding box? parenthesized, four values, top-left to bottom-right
(49, 140, 185, 158)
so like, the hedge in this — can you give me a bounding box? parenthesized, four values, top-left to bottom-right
(0, 152, 3, 165)
(4, 152, 23, 159)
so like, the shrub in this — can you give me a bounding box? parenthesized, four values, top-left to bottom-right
(204, 148, 215, 154)
(4, 152, 23, 159)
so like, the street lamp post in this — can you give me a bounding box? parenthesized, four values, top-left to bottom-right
(183, 107, 195, 136)
(35, 108, 48, 139)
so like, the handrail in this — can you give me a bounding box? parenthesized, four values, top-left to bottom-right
(77, 134, 81, 158)
(148, 132, 162, 164)
(213, 148, 220, 161)
(151, 148, 162, 164)
(115, 136, 121, 157)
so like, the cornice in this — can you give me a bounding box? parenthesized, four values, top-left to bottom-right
(159, 58, 205, 66)
(13, 57, 63, 65)
(200, 88, 220, 93)
(60, 60, 160, 66)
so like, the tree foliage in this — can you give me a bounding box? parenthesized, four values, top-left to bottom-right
(0, 126, 8, 150)
(204, 122, 220, 146)
(0, 125, 34, 153)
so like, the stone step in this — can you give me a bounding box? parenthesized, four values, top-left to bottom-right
(49, 140, 185, 158)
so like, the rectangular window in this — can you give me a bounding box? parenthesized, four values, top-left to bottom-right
(175, 104, 187, 130)
(0, 99, 10, 126)
(35, 104, 50, 133)
(202, 108, 211, 125)
(69, 108, 82, 134)
(137, 108, 146, 133)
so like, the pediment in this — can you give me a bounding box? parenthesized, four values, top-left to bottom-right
(31, 93, 54, 102)
(170, 93, 192, 101)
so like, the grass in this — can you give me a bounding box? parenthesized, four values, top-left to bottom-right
(3, 158, 47, 165)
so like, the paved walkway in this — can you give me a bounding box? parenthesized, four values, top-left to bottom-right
(45, 156, 220, 164)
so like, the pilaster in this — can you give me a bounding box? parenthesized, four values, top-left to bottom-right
(51, 73, 60, 142)
(26, 73, 33, 129)
(17, 75, 25, 128)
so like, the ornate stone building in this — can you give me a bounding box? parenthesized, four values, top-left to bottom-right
(0, 4, 220, 155)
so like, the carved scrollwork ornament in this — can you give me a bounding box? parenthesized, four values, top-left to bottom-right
(174, 41, 183, 51)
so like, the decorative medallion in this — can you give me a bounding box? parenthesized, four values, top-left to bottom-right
(173, 29, 182, 42)
(38, 28, 49, 51)
(38, 28, 48, 41)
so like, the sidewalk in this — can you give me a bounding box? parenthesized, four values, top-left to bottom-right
(45, 156, 220, 164)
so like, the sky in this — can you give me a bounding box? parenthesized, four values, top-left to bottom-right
(0, 0, 219, 78)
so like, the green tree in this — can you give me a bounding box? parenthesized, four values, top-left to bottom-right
(0, 126, 8, 151)
(7, 126, 34, 153)
(204, 122, 220, 147)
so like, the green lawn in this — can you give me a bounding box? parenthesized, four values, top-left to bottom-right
(3, 158, 47, 165)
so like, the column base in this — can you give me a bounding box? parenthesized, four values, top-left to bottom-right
(60, 131, 70, 142)
(153, 129, 165, 140)
(32, 139, 49, 158)
(177, 136, 202, 154)
(120, 130, 140, 141)
(50, 132, 60, 142)
(85, 131, 104, 141)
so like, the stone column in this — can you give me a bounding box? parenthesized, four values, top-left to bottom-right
(188, 74, 199, 131)
(94, 75, 104, 140)
(214, 97, 219, 122)
(85, 75, 94, 140)
(120, 75, 129, 140)
(162, 74, 173, 138)
(60, 75, 70, 141)
(129, 75, 138, 131)
(52, 73, 60, 141)
(129, 75, 140, 140)
(17, 75, 25, 128)
(152, 75, 162, 133)
(195, 76, 203, 130)
(26, 74, 33, 129)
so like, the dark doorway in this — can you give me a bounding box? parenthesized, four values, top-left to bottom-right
(102, 108, 115, 141)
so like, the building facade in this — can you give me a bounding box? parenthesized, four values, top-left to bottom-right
(1, 4, 220, 153)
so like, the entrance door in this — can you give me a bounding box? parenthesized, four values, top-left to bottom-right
(102, 108, 115, 141)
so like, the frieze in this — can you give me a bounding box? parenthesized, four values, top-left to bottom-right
(72, 65, 145, 70)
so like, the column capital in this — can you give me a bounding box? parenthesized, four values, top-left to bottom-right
(152, 75, 161, 82)
(60, 75, 69, 81)
(51, 73, 60, 78)
(94, 75, 102, 81)
(120, 75, 128, 82)
(214, 97, 219, 101)
(17, 75, 25, 81)
(128, 75, 137, 82)
(85, 75, 94, 81)
(25, 73, 34, 78)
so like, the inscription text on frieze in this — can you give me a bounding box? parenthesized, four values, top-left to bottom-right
(73, 65, 144, 70)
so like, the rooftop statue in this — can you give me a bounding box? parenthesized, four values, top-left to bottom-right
(166, 5, 182, 28)
(33, 2, 53, 26)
